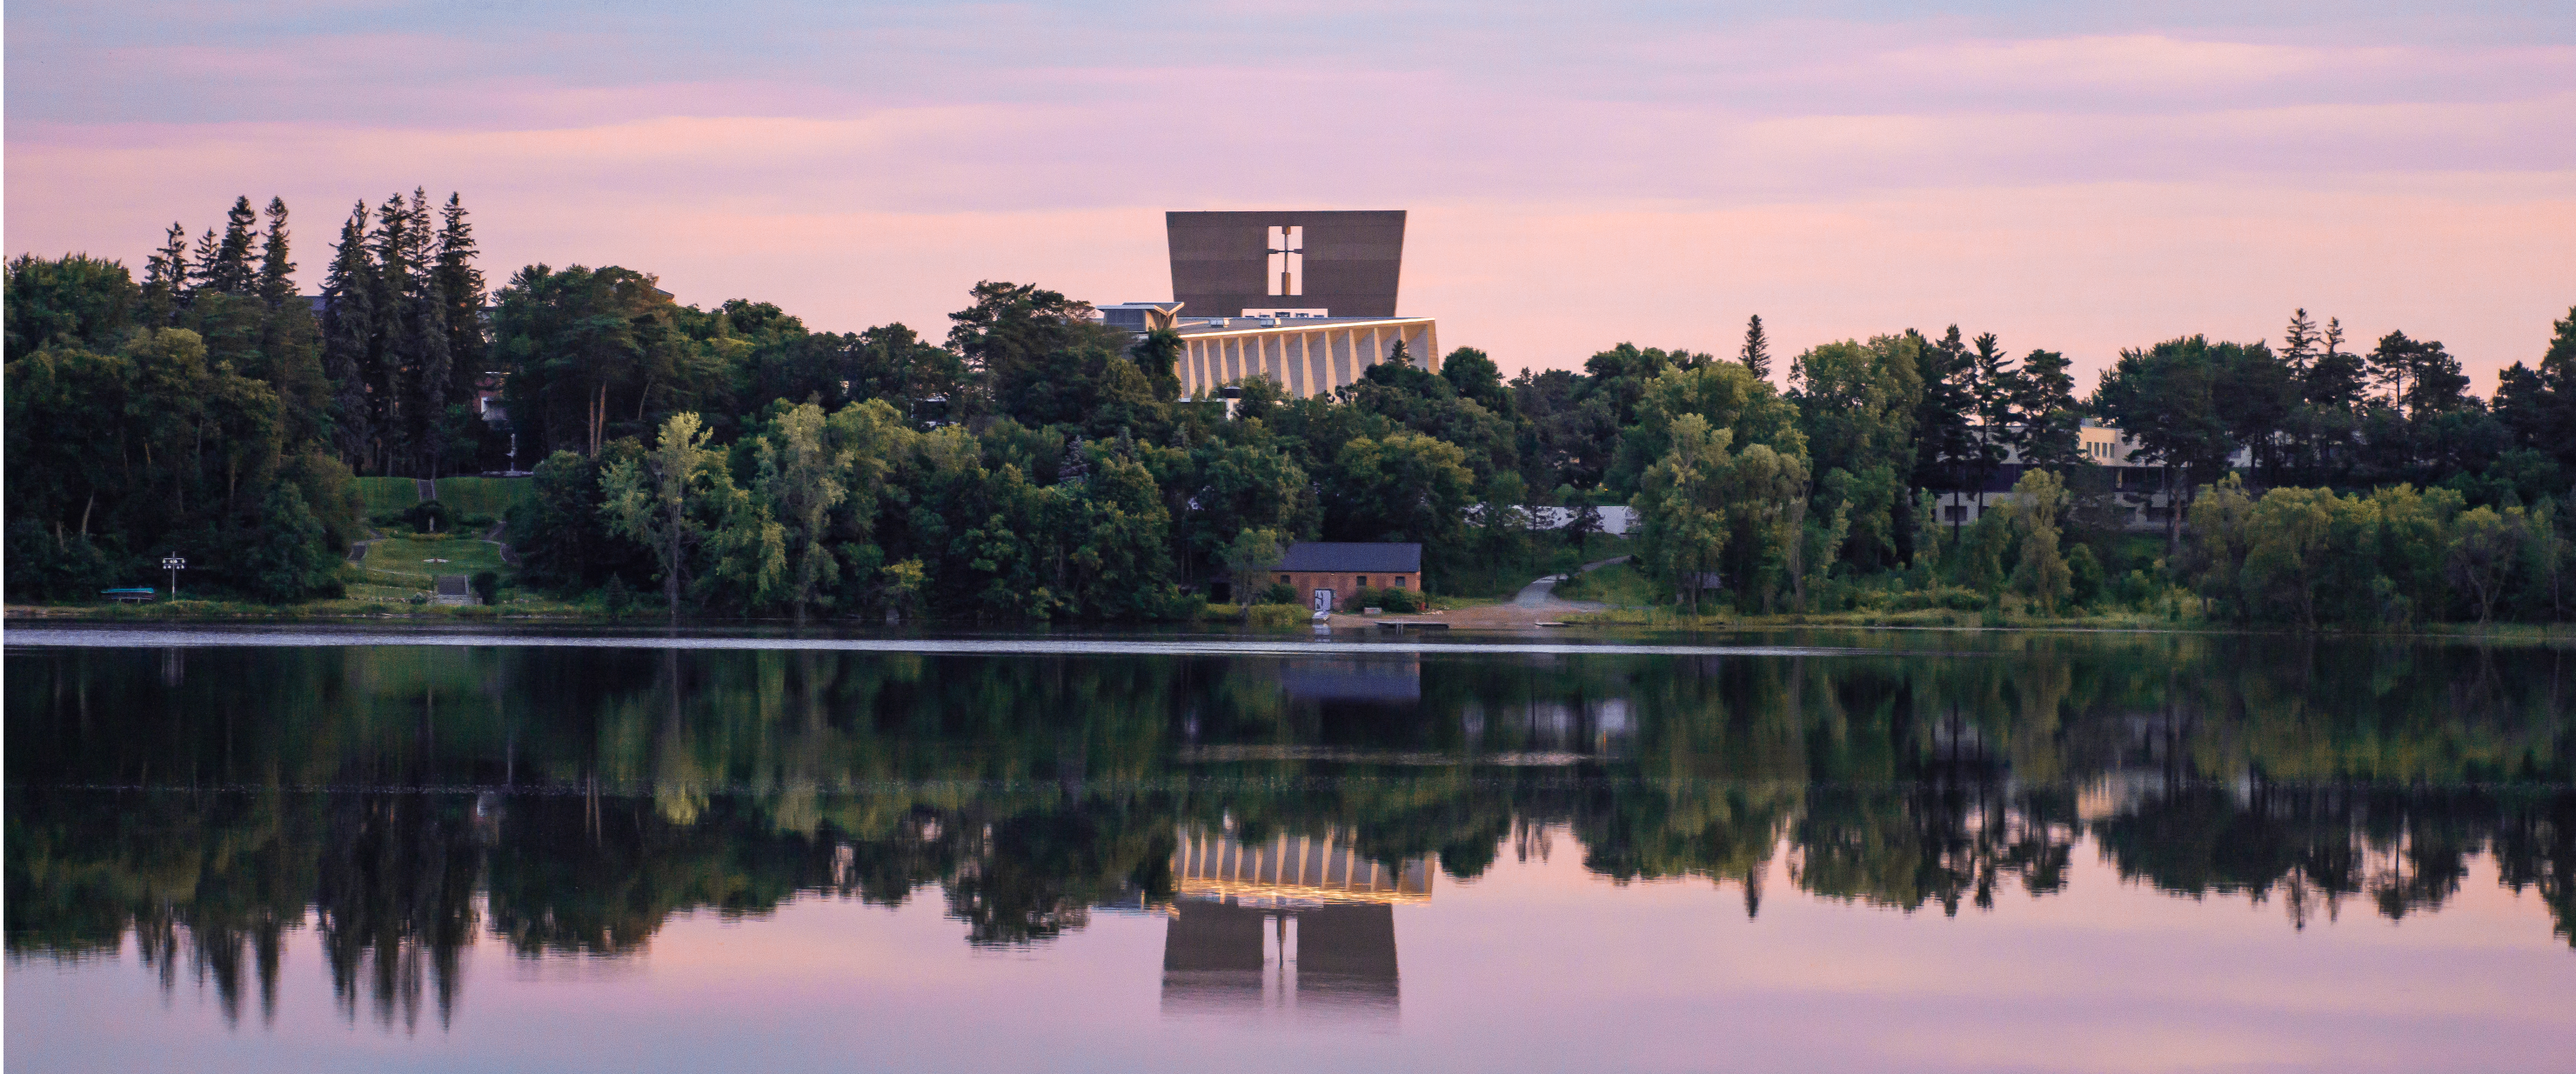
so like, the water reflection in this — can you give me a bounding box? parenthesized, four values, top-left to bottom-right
(4, 631, 2571, 1035)
(1162, 825, 1424, 1021)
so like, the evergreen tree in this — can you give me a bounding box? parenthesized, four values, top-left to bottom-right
(404, 190, 454, 475)
(1910, 325, 1977, 530)
(256, 198, 297, 309)
(2299, 317, 2367, 481)
(2281, 308, 2318, 372)
(2492, 306, 2576, 476)
(201, 196, 259, 295)
(2093, 336, 2238, 556)
(320, 203, 378, 469)
(2369, 330, 2470, 418)
(1738, 315, 1771, 380)
(255, 197, 331, 451)
(139, 223, 189, 327)
(1966, 331, 2016, 514)
(433, 193, 488, 405)
(186, 227, 223, 296)
(360, 190, 441, 472)
(2305, 317, 2367, 408)
(2012, 348, 2083, 470)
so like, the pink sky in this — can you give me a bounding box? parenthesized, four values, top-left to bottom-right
(7, 2, 2572, 390)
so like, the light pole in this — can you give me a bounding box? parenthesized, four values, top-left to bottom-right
(162, 552, 187, 601)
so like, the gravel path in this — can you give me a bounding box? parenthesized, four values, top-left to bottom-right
(1327, 556, 1629, 630)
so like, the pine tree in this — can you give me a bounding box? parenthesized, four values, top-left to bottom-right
(201, 196, 259, 295)
(2281, 308, 2318, 371)
(403, 189, 453, 476)
(139, 223, 190, 327)
(1738, 315, 1772, 379)
(321, 202, 378, 470)
(434, 193, 488, 403)
(1968, 331, 2017, 516)
(255, 197, 331, 451)
(366, 192, 418, 472)
(1911, 325, 1977, 531)
(186, 227, 222, 298)
(2013, 347, 2081, 470)
(256, 198, 297, 309)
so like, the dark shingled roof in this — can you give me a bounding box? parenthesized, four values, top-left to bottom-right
(1277, 542, 1422, 573)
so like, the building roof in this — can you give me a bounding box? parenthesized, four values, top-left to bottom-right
(1278, 542, 1422, 573)
(1173, 314, 1431, 337)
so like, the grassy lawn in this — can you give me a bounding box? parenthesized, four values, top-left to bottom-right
(1552, 561, 1657, 605)
(353, 477, 422, 514)
(360, 535, 514, 586)
(434, 477, 536, 519)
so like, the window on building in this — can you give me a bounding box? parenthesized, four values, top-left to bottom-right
(1277, 574, 1289, 584)
(1944, 505, 1968, 523)
(1392, 577, 1406, 589)
(1266, 225, 1303, 297)
(1356, 576, 1369, 587)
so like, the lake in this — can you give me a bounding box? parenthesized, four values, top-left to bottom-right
(5, 625, 2572, 1072)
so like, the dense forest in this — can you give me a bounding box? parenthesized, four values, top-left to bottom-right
(7, 193, 2576, 624)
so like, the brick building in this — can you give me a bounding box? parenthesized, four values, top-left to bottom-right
(1275, 543, 1422, 612)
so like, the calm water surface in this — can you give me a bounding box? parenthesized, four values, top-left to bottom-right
(7, 625, 2573, 1072)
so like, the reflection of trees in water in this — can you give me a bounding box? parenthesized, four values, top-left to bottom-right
(5, 635, 2573, 1027)
(314, 793, 485, 1031)
(2093, 784, 2546, 931)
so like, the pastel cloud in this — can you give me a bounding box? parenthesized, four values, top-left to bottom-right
(7, 1, 2572, 387)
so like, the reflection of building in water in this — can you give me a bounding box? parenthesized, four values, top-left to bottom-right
(1161, 826, 1428, 1022)
(1460, 697, 1633, 759)
(1277, 657, 1422, 704)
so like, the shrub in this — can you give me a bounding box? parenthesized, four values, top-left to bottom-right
(1257, 583, 1299, 605)
(471, 570, 500, 605)
(403, 499, 451, 533)
(1888, 586, 1988, 612)
(1350, 585, 1421, 612)
(2068, 544, 2104, 608)
(1245, 603, 1310, 627)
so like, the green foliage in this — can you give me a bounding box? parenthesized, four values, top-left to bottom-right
(1440, 346, 1508, 410)
(492, 263, 703, 458)
(403, 498, 451, 532)
(1322, 431, 1475, 549)
(2006, 469, 2072, 616)
(242, 483, 343, 601)
(1616, 362, 1803, 493)
(753, 402, 847, 617)
(1791, 333, 1925, 572)
(1632, 410, 1810, 613)
(5, 253, 137, 355)
(1349, 585, 1422, 613)
(18, 207, 2574, 626)
(1221, 527, 1287, 607)
(2066, 543, 2104, 608)
(602, 412, 737, 617)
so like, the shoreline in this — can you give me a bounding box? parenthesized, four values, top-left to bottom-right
(8, 603, 2570, 644)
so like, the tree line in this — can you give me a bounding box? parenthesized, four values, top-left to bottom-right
(8, 196, 2575, 622)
